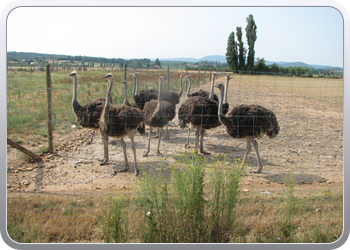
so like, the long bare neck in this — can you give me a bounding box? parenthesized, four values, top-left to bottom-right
(218, 86, 225, 116)
(186, 77, 192, 96)
(104, 78, 113, 114)
(135, 74, 140, 96)
(155, 79, 163, 113)
(209, 74, 216, 99)
(132, 76, 136, 98)
(224, 77, 229, 103)
(123, 82, 130, 105)
(178, 75, 183, 98)
(72, 75, 81, 112)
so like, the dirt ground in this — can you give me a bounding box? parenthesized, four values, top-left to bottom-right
(7, 75, 344, 197)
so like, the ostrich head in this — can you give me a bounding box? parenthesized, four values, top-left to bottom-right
(69, 71, 77, 77)
(102, 73, 114, 79)
(214, 83, 224, 91)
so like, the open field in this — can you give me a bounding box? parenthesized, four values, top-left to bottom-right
(6, 69, 343, 243)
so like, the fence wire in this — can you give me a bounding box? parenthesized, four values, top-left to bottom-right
(6, 66, 343, 243)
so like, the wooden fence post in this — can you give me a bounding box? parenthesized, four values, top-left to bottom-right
(7, 138, 42, 161)
(46, 64, 54, 154)
(124, 64, 127, 81)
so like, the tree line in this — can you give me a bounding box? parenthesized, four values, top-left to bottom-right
(7, 51, 162, 69)
(224, 15, 342, 78)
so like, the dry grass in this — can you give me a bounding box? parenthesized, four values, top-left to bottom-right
(7, 68, 343, 243)
(7, 185, 343, 243)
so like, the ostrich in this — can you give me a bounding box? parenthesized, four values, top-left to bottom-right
(186, 73, 218, 101)
(132, 72, 158, 111)
(133, 73, 183, 139)
(215, 82, 280, 173)
(159, 74, 184, 139)
(69, 71, 112, 145)
(142, 77, 176, 157)
(178, 75, 220, 155)
(122, 79, 145, 135)
(222, 75, 232, 115)
(181, 73, 220, 149)
(99, 73, 144, 176)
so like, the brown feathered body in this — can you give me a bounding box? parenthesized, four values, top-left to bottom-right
(215, 81, 280, 173)
(178, 96, 219, 131)
(143, 100, 176, 128)
(69, 71, 114, 145)
(219, 104, 280, 140)
(99, 74, 144, 176)
(99, 104, 144, 139)
(133, 89, 159, 110)
(73, 99, 105, 129)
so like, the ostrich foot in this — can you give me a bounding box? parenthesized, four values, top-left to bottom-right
(85, 141, 92, 146)
(143, 152, 150, 157)
(134, 169, 139, 176)
(99, 159, 109, 165)
(200, 150, 211, 155)
(109, 140, 118, 146)
(156, 151, 163, 157)
(250, 169, 262, 173)
(185, 144, 190, 149)
(112, 165, 129, 175)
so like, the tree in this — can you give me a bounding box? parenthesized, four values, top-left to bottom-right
(255, 58, 267, 72)
(245, 14, 257, 70)
(236, 27, 246, 70)
(225, 31, 238, 71)
(155, 58, 161, 67)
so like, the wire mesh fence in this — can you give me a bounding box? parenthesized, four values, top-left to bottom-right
(6, 65, 343, 243)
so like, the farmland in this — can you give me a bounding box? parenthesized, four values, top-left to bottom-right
(6, 68, 343, 243)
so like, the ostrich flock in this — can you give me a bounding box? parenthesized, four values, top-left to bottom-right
(69, 71, 280, 176)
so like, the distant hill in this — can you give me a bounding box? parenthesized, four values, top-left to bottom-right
(159, 55, 226, 63)
(264, 60, 342, 71)
(160, 55, 342, 71)
(7, 51, 342, 71)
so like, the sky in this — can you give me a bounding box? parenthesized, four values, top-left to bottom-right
(4, 4, 347, 68)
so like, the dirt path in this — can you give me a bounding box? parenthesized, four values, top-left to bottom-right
(7, 76, 343, 196)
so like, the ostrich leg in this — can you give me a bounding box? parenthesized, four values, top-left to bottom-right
(185, 129, 191, 148)
(243, 139, 253, 163)
(156, 128, 164, 156)
(128, 131, 140, 176)
(86, 130, 95, 145)
(99, 135, 109, 165)
(143, 127, 153, 157)
(194, 127, 200, 151)
(113, 138, 130, 175)
(250, 139, 263, 173)
(199, 128, 210, 155)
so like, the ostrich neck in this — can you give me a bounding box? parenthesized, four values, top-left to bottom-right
(135, 74, 139, 96)
(104, 78, 113, 116)
(135, 74, 139, 95)
(132, 76, 136, 98)
(209, 74, 216, 99)
(186, 77, 191, 96)
(72, 76, 81, 112)
(178, 75, 183, 97)
(224, 78, 229, 103)
(155, 80, 163, 113)
(218, 86, 225, 116)
(123, 83, 129, 105)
